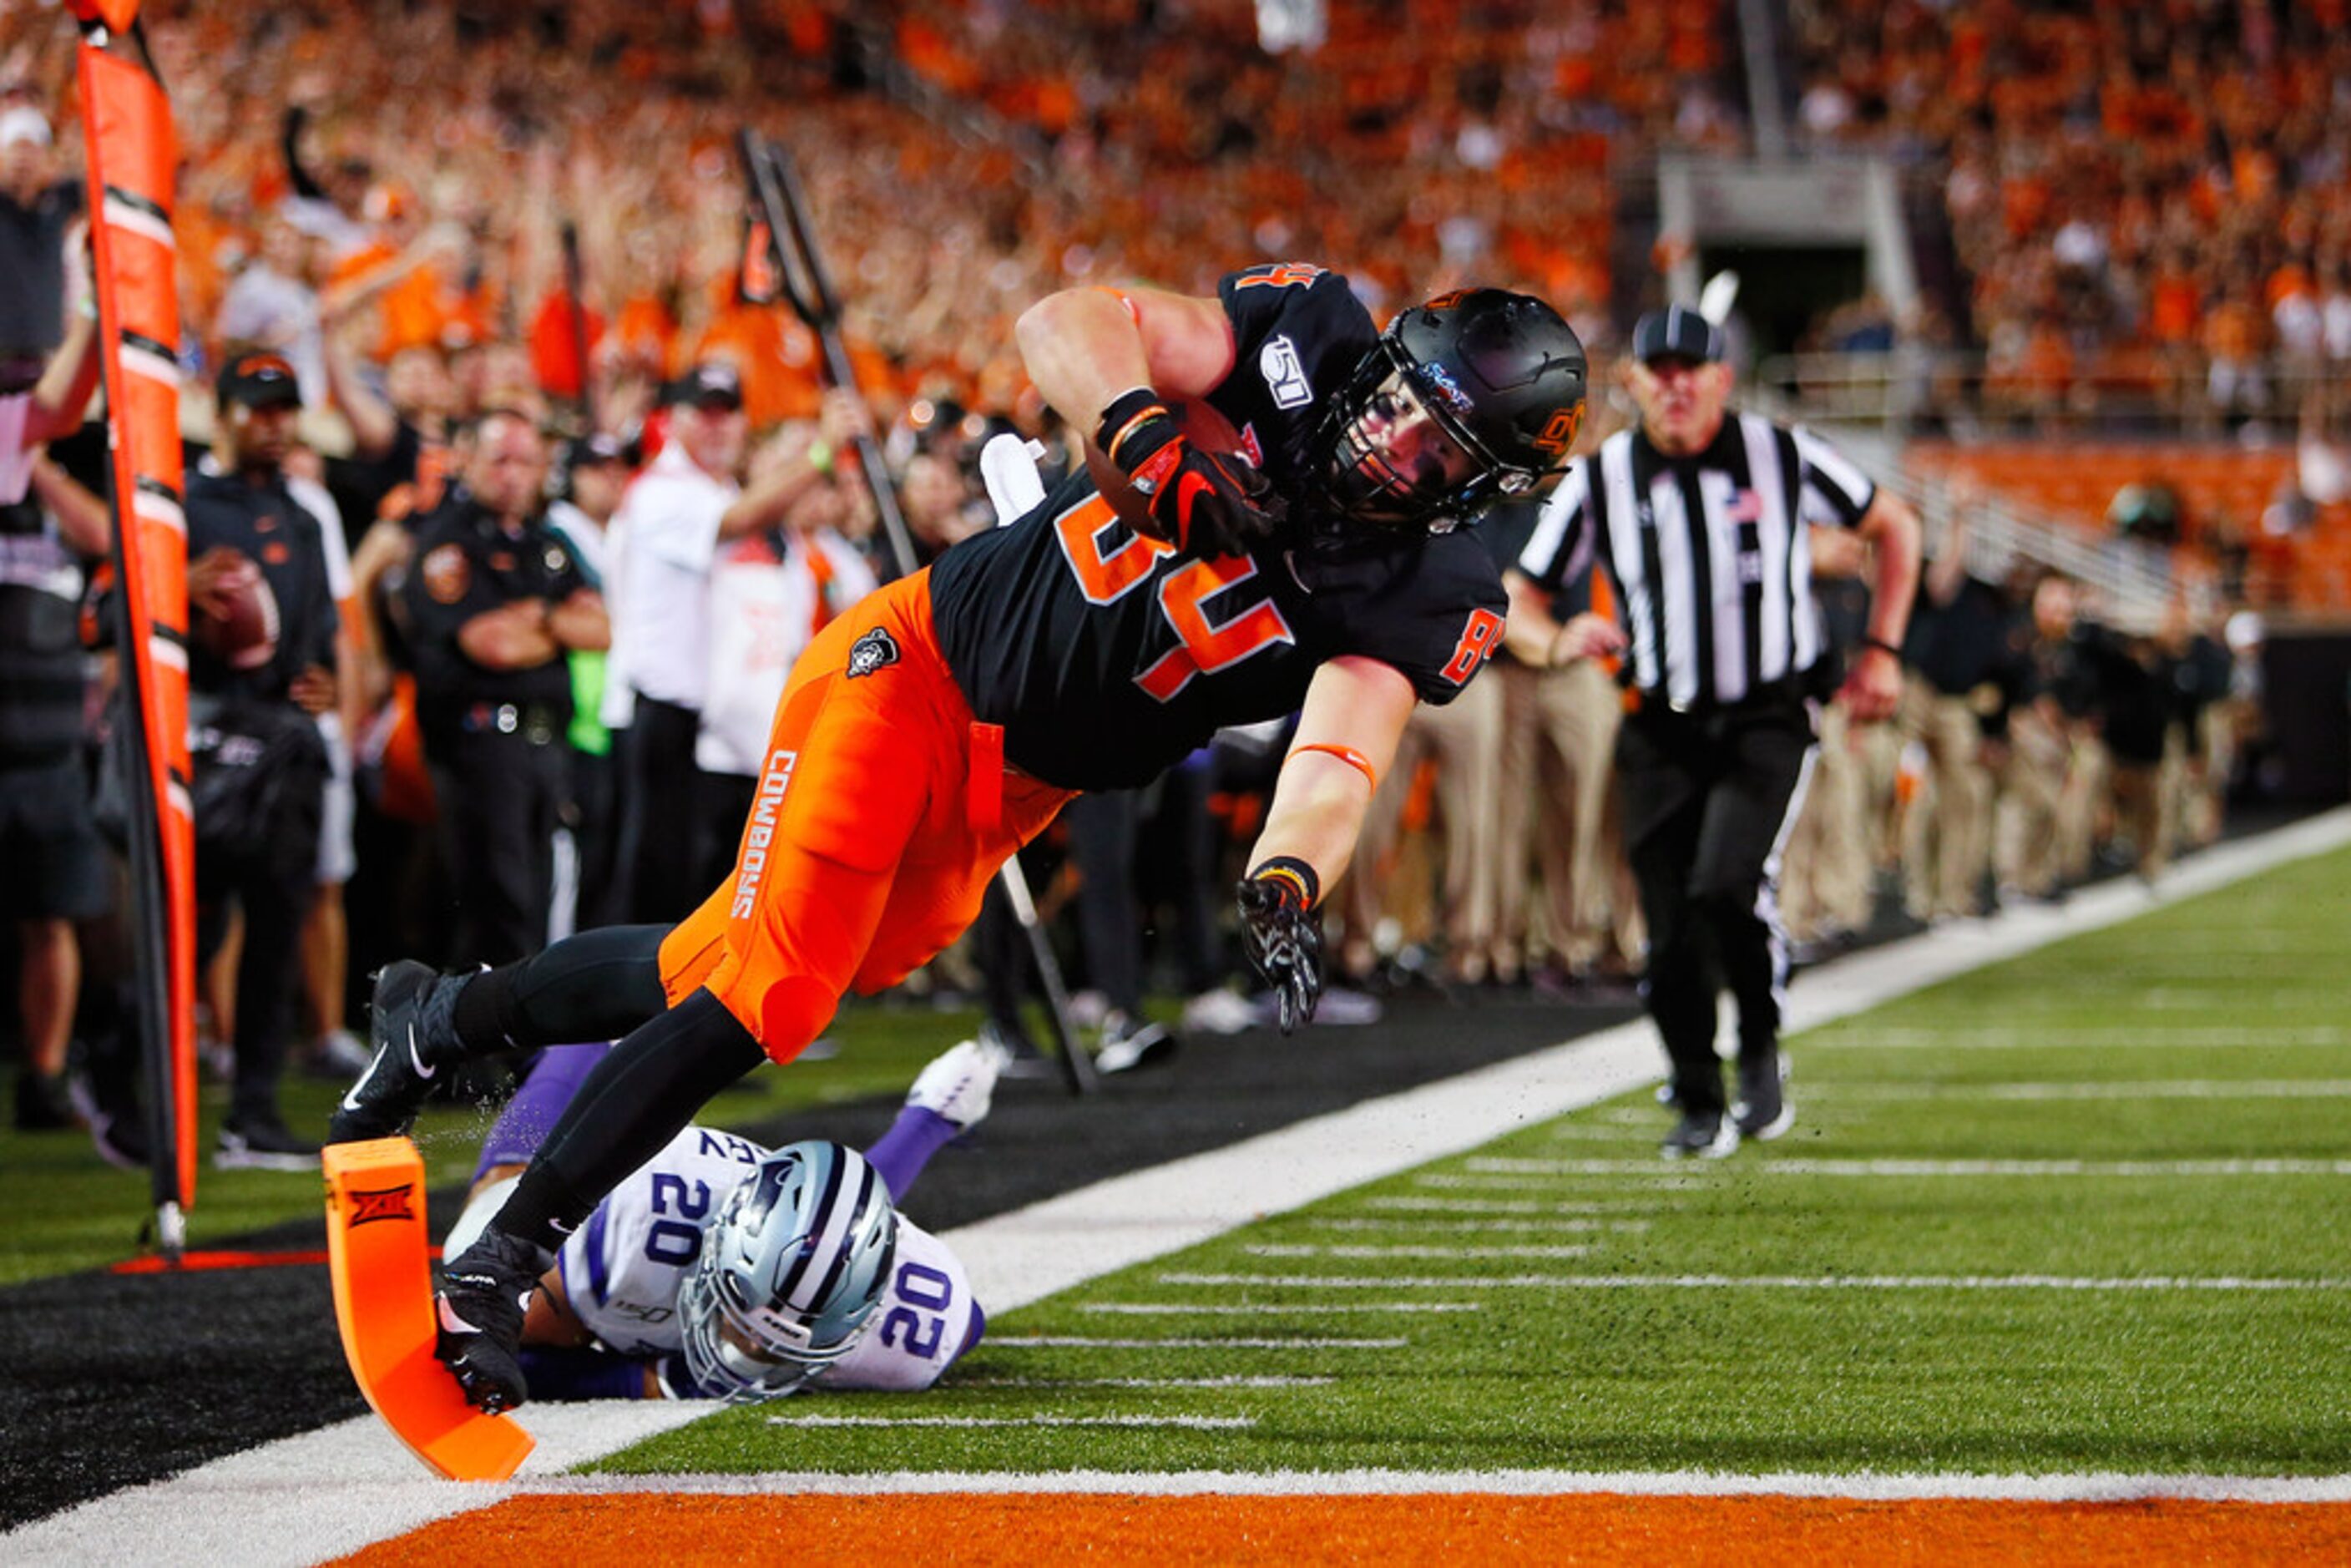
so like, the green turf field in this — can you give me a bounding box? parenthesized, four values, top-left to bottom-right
(0, 1000, 988, 1284)
(601, 846, 2351, 1479)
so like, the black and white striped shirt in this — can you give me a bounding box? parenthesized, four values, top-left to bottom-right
(1514, 412, 1877, 710)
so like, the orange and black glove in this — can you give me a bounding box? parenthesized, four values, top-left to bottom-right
(1096, 387, 1284, 558)
(1236, 857, 1323, 1035)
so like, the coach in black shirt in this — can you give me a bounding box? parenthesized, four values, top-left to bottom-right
(1505, 308, 1919, 1158)
(402, 409, 607, 969)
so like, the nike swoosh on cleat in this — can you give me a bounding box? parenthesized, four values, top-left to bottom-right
(437, 1297, 484, 1336)
(338, 1054, 382, 1113)
(407, 1022, 437, 1080)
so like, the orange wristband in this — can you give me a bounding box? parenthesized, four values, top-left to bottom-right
(1289, 741, 1378, 791)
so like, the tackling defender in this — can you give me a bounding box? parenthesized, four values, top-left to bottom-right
(447, 1038, 999, 1401)
(333, 263, 1590, 1413)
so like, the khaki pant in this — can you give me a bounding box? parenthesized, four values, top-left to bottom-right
(1494, 659, 1642, 978)
(1779, 700, 1877, 943)
(1993, 702, 2069, 898)
(2056, 728, 2109, 883)
(1339, 670, 1505, 979)
(1896, 676, 1993, 919)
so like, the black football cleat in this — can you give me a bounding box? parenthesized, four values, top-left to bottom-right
(1732, 1050, 1794, 1142)
(327, 960, 457, 1145)
(434, 1227, 549, 1415)
(1660, 1110, 1740, 1161)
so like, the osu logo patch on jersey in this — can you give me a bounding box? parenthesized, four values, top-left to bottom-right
(847, 627, 899, 678)
(420, 544, 470, 604)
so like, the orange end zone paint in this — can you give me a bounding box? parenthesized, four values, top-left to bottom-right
(334, 1490, 2351, 1566)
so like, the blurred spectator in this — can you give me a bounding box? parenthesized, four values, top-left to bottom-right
(1991, 572, 2086, 905)
(604, 362, 748, 923)
(546, 432, 629, 928)
(0, 100, 80, 394)
(2, 309, 103, 1130)
(1896, 504, 2025, 923)
(281, 433, 368, 1082)
(401, 408, 605, 969)
(695, 415, 878, 891)
(185, 352, 339, 1168)
(1780, 524, 1883, 954)
(215, 211, 331, 407)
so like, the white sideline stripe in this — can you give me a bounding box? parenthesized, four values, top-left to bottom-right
(1246, 1244, 1597, 1260)
(13, 807, 2350, 1562)
(1812, 1028, 2351, 1050)
(1409, 1171, 1712, 1190)
(988, 1335, 1408, 1349)
(1300, 1217, 1651, 1234)
(1363, 1212, 1673, 1222)
(1080, 1302, 1480, 1316)
(1818, 1080, 2351, 1100)
(1468, 1157, 2351, 1177)
(963, 1377, 1337, 1389)
(1163, 1272, 2351, 1293)
(463, 1468, 2351, 1503)
(768, 1414, 1255, 1431)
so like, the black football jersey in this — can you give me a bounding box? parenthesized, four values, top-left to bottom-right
(929, 264, 1508, 791)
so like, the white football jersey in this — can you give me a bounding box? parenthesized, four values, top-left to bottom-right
(551, 1125, 977, 1393)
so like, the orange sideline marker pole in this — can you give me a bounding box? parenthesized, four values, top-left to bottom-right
(323, 1138, 534, 1482)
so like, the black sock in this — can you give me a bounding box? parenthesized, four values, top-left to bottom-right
(487, 989, 766, 1252)
(449, 924, 673, 1057)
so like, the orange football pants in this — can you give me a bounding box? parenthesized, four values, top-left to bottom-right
(655, 569, 1074, 1062)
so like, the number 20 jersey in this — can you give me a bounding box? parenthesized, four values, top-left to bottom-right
(928, 264, 1509, 792)
(555, 1125, 980, 1393)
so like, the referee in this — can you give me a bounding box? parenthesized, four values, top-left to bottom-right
(1504, 307, 1920, 1158)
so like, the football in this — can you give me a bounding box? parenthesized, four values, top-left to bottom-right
(190, 552, 281, 671)
(1173, 397, 1251, 464)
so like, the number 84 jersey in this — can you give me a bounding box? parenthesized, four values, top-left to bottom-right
(556, 1125, 982, 1392)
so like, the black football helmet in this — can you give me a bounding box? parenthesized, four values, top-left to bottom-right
(1309, 288, 1589, 534)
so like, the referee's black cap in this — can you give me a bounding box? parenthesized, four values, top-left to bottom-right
(1631, 306, 1725, 366)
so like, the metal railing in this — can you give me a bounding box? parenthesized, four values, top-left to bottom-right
(1752, 348, 2342, 439)
(1737, 383, 2217, 634)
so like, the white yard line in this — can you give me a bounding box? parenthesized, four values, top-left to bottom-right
(8, 807, 2348, 1565)
(1244, 1243, 1597, 1259)
(1811, 1027, 2351, 1049)
(1156, 1272, 2351, 1292)
(985, 1335, 1409, 1350)
(1078, 1302, 1481, 1316)
(1464, 1157, 2351, 1177)
(766, 1414, 1256, 1430)
(1814, 1080, 2351, 1099)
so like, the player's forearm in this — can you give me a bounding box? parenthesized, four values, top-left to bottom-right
(1245, 751, 1377, 898)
